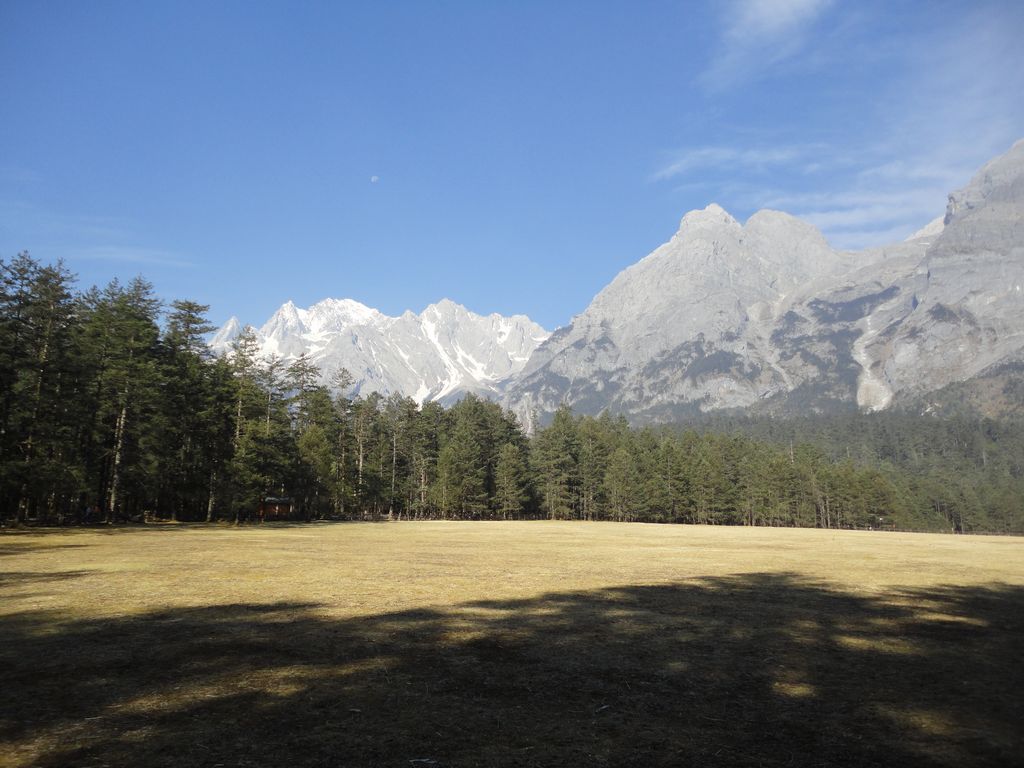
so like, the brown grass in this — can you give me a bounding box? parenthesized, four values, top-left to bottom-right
(1, 521, 1022, 767)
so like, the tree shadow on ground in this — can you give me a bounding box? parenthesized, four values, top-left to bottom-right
(1, 574, 1021, 767)
(0, 541, 90, 557)
(0, 521, 347, 538)
(0, 570, 93, 588)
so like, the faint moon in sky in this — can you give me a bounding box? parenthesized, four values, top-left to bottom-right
(370, 175, 380, 183)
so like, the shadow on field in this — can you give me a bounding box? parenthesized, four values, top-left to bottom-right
(0, 541, 90, 556)
(0, 570, 93, 588)
(1, 575, 1021, 767)
(0, 521, 342, 537)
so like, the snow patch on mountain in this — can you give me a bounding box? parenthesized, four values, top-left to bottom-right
(209, 316, 242, 350)
(211, 298, 549, 404)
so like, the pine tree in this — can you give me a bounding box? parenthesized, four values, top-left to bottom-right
(78, 277, 162, 521)
(436, 400, 488, 518)
(604, 446, 639, 521)
(0, 254, 80, 522)
(226, 328, 293, 522)
(330, 368, 355, 517)
(576, 416, 610, 521)
(495, 442, 529, 519)
(158, 300, 216, 520)
(530, 406, 579, 519)
(410, 400, 443, 518)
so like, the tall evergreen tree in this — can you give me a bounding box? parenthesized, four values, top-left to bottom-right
(531, 406, 580, 519)
(158, 300, 216, 520)
(495, 441, 530, 519)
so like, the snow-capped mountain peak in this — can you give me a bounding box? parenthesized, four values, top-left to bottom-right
(211, 297, 548, 404)
(261, 300, 306, 335)
(305, 297, 381, 333)
(209, 316, 242, 349)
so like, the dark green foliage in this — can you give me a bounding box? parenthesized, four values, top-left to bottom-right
(1, 252, 1021, 533)
(531, 405, 580, 519)
(670, 411, 1024, 532)
(495, 441, 530, 519)
(0, 254, 80, 523)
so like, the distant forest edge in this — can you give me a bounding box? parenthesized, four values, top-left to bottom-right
(2, 253, 1023, 534)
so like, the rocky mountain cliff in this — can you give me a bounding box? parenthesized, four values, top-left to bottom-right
(505, 139, 1024, 426)
(211, 140, 1023, 425)
(211, 299, 549, 403)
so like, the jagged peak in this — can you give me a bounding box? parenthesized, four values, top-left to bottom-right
(310, 296, 372, 310)
(420, 298, 465, 320)
(745, 208, 804, 228)
(306, 297, 381, 329)
(431, 297, 461, 311)
(677, 203, 741, 233)
(271, 299, 304, 319)
(217, 295, 548, 404)
(743, 208, 832, 251)
(505, 312, 550, 331)
(945, 137, 1024, 225)
(209, 316, 244, 351)
(260, 300, 308, 338)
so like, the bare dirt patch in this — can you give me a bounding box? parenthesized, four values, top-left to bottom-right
(2, 522, 1022, 766)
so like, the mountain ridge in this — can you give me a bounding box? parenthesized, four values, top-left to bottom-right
(211, 139, 1024, 426)
(505, 138, 1024, 426)
(212, 298, 549, 404)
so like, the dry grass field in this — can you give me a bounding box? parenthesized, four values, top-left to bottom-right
(1, 521, 1022, 767)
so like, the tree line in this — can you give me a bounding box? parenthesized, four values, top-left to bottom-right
(2, 252, 1021, 533)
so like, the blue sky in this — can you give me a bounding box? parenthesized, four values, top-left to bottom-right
(1, 0, 1022, 331)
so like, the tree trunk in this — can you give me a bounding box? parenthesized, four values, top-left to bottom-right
(419, 464, 427, 516)
(389, 431, 397, 519)
(107, 398, 128, 522)
(206, 470, 216, 522)
(357, 436, 364, 497)
(339, 443, 347, 518)
(16, 312, 54, 524)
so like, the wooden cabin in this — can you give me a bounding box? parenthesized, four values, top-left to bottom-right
(258, 496, 295, 521)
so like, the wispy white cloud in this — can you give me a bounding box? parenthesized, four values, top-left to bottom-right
(699, 0, 834, 91)
(75, 246, 195, 269)
(816, 7, 1024, 246)
(825, 223, 927, 252)
(658, 5, 1024, 250)
(867, 8, 1024, 185)
(652, 137, 998, 249)
(763, 188, 946, 228)
(856, 159, 971, 186)
(702, 165, 957, 248)
(651, 144, 821, 182)
(802, 201, 933, 233)
(0, 200, 136, 243)
(0, 200, 193, 269)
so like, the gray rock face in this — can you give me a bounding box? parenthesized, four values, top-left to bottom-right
(850, 139, 1024, 409)
(506, 139, 1024, 425)
(210, 141, 1023, 423)
(211, 298, 549, 403)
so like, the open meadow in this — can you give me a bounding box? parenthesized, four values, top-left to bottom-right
(1, 521, 1022, 767)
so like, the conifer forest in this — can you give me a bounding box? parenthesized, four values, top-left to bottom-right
(3, 253, 1022, 533)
